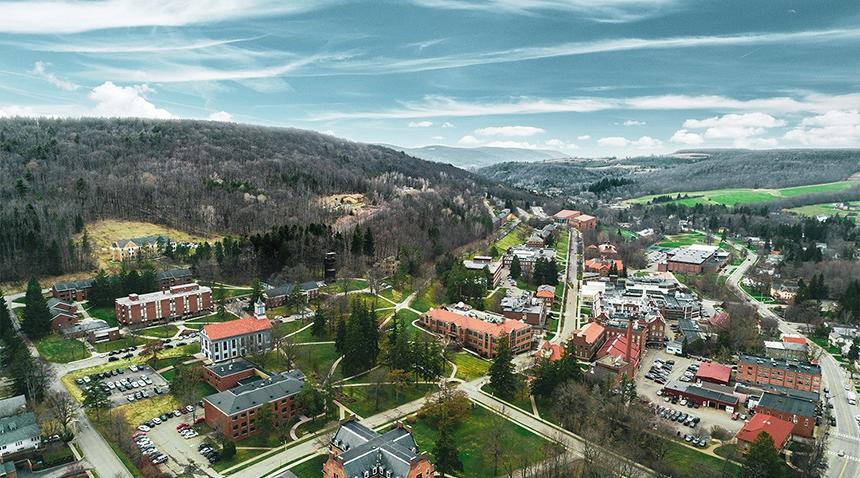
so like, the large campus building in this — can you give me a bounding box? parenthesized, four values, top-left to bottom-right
(200, 316, 273, 363)
(735, 354, 821, 392)
(114, 283, 212, 326)
(420, 305, 533, 358)
(754, 391, 817, 438)
(323, 419, 434, 478)
(657, 244, 730, 274)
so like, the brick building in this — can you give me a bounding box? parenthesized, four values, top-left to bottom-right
(323, 419, 434, 478)
(51, 278, 93, 302)
(200, 316, 273, 363)
(463, 256, 503, 288)
(735, 354, 821, 392)
(657, 244, 729, 275)
(570, 214, 597, 231)
(156, 268, 193, 289)
(695, 362, 732, 385)
(114, 283, 212, 326)
(203, 359, 260, 391)
(110, 235, 169, 262)
(754, 391, 817, 438)
(262, 281, 320, 308)
(584, 256, 624, 276)
(420, 305, 533, 358)
(735, 413, 793, 453)
(202, 370, 305, 440)
(47, 298, 78, 331)
(570, 321, 607, 361)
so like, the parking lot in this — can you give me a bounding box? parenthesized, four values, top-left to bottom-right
(636, 350, 744, 437)
(143, 405, 219, 475)
(73, 363, 170, 407)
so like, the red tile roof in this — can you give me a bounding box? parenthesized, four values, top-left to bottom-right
(782, 334, 807, 345)
(425, 308, 530, 336)
(553, 209, 581, 219)
(572, 214, 596, 222)
(575, 322, 606, 345)
(585, 258, 623, 272)
(736, 413, 793, 450)
(597, 334, 640, 367)
(708, 312, 730, 330)
(536, 288, 555, 299)
(535, 342, 564, 361)
(695, 362, 732, 384)
(203, 317, 272, 341)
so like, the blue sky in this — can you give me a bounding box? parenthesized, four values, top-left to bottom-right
(1, 0, 859, 157)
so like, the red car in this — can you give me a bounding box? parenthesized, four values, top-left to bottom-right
(176, 423, 190, 431)
(131, 431, 147, 439)
(194, 417, 206, 425)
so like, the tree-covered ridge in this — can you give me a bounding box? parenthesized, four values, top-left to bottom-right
(0, 118, 533, 281)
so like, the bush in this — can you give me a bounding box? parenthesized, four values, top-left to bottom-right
(710, 425, 732, 441)
(222, 441, 236, 460)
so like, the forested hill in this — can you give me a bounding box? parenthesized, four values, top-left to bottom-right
(0, 118, 533, 282)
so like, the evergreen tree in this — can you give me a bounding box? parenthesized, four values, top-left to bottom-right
(351, 228, 364, 255)
(510, 255, 522, 280)
(311, 309, 328, 338)
(488, 334, 518, 401)
(0, 291, 12, 338)
(22, 277, 51, 339)
(433, 425, 463, 475)
(740, 432, 784, 478)
(82, 379, 110, 412)
(363, 228, 375, 257)
(334, 317, 347, 353)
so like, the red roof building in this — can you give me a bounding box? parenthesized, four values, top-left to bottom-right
(535, 342, 565, 362)
(708, 312, 730, 331)
(420, 306, 533, 358)
(585, 257, 624, 275)
(736, 413, 794, 453)
(200, 317, 273, 362)
(570, 321, 607, 360)
(782, 334, 807, 345)
(696, 362, 732, 385)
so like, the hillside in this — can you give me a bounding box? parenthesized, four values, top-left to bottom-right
(0, 118, 533, 282)
(386, 144, 567, 169)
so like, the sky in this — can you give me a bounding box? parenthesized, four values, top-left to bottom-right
(1, 0, 859, 157)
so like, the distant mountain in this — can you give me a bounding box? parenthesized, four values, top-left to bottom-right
(383, 144, 567, 169)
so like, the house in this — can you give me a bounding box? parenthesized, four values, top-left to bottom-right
(202, 369, 305, 440)
(695, 362, 732, 385)
(200, 316, 273, 363)
(570, 321, 607, 361)
(47, 298, 78, 331)
(764, 341, 808, 361)
(420, 305, 533, 358)
(203, 359, 263, 391)
(87, 326, 120, 344)
(156, 268, 193, 289)
(570, 214, 597, 231)
(110, 235, 170, 261)
(735, 413, 794, 453)
(828, 325, 860, 350)
(0, 396, 40, 458)
(51, 278, 94, 302)
(584, 256, 624, 276)
(657, 244, 728, 274)
(770, 283, 799, 304)
(115, 284, 212, 326)
(323, 419, 435, 478)
(463, 256, 503, 288)
(735, 354, 821, 393)
(754, 391, 817, 438)
(535, 285, 556, 308)
(60, 319, 111, 339)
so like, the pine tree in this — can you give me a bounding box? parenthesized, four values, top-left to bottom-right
(510, 255, 522, 280)
(82, 379, 110, 413)
(363, 228, 375, 257)
(351, 228, 364, 255)
(488, 334, 518, 401)
(334, 317, 347, 353)
(433, 425, 463, 475)
(311, 309, 328, 338)
(740, 432, 784, 478)
(0, 291, 12, 340)
(22, 277, 51, 339)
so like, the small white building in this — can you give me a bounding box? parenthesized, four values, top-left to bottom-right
(0, 396, 40, 457)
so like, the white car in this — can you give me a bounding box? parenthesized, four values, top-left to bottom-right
(854, 415, 860, 423)
(183, 431, 198, 439)
(152, 418, 162, 425)
(185, 405, 194, 413)
(137, 425, 151, 432)
(845, 384, 851, 391)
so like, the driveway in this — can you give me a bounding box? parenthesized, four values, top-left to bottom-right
(145, 406, 218, 477)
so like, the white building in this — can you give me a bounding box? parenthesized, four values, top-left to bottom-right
(0, 396, 40, 457)
(200, 316, 274, 363)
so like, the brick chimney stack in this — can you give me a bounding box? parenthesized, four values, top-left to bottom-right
(625, 319, 633, 363)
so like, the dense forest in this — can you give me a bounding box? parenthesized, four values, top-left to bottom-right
(478, 149, 860, 198)
(0, 118, 535, 282)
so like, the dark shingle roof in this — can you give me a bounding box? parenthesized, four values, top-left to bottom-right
(205, 359, 256, 378)
(739, 353, 821, 376)
(52, 278, 94, 292)
(203, 370, 305, 416)
(757, 391, 816, 417)
(156, 268, 192, 281)
(331, 420, 421, 478)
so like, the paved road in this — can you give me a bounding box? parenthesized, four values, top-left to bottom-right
(726, 254, 860, 478)
(554, 227, 580, 344)
(2, 291, 134, 478)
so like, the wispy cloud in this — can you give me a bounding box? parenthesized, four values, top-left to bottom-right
(408, 120, 434, 127)
(30, 61, 79, 91)
(0, 1, 332, 34)
(309, 92, 860, 121)
(408, 0, 680, 23)
(13, 35, 266, 54)
(475, 125, 545, 137)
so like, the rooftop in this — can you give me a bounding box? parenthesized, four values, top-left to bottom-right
(739, 354, 821, 376)
(425, 306, 530, 336)
(695, 362, 732, 383)
(52, 278, 94, 291)
(202, 317, 272, 341)
(757, 391, 817, 417)
(206, 358, 257, 378)
(0, 411, 40, 448)
(736, 413, 794, 449)
(668, 246, 717, 265)
(574, 321, 606, 345)
(115, 283, 210, 306)
(332, 420, 422, 478)
(0, 396, 26, 417)
(203, 370, 305, 416)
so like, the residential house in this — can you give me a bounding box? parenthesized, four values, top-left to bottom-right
(323, 419, 435, 478)
(735, 413, 794, 454)
(770, 283, 799, 304)
(0, 396, 40, 458)
(46, 298, 78, 331)
(115, 283, 212, 326)
(420, 305, 533, 358)
(200, 316, 273, 363)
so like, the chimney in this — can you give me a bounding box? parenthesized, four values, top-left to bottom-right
(625, 319, 633, 363)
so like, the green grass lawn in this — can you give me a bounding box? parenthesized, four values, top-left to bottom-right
(93, 336, 156, 353)
(411, 280, 442, 313)
(321, 278, 368, 295)
(86, 306, 118, 327)
(35, 335, 90, 363)
(278, 343, 341, 380)
(515, 278, 537, 292)
(482, 379, 532, 413)
(287, 455, 327, 478)
(410, 405, 555, 477)
(483, 287, 507, 311)
(288, 325, 332, 343)
(600, 224, 638, 241)
(656, 232, 708, 248)
(787, 201, 860, 219)
(379, 285, 410, 303)
(493, 223, 532, 255)
(137, 324, 178, 338)
(340, 383, 435, 418)
(629, 180, 859, 207)
(212, 447, 268, 473)
(664, 440, 741, 476)
(273, 319, 310, 337)
(554, 229, 570, 259)
(203, 283, 253, 299)
(449, 352, 490, 381)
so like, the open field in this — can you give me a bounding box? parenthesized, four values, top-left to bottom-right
(601, 224, 638, 240)
(85, 305, 118, 327)
(663, 440, 741, 476)
(79, 219, 221, 269)
(628, 180, 859, 207)
(493, 223, 532, 254)
(787, 201, 860, 219)
(449, 352, 490, 381)
(287, 455, 327, 478)
(320, 278, 367, 295)
(93, 336, 157, 353)
(35, 335, 90, 363)
(137, 324, 179, 338)
(339, 383, 435, 418)
(411, 280, 442, 313)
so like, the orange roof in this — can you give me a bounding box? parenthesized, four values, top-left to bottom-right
(575, 321, 606, 345)
(585, 258, 623, 272)
(535, 342, 565, 361)
(597, 334, 640, 367)
(736, 413, 793, 450)
(572, 214, 596, 222)
(782, 334, 807, 345)
(553, 209, 581, 219)
(425, 308, 530, 336)
(695, 362, 732, 384)
(536, 288, 555, 298)
(203, 317, 272, 341)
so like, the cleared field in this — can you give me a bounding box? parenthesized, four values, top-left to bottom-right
(449, 352, 490, 381)
(137, 324, 178, 338)
(320, 278, 367, 295)
(628, 180, 859, 207)
(493, 223, 532, 254)
(78, 219, 221, 269)
(339, 383, 435, 418)
(787, 201, 860, 219)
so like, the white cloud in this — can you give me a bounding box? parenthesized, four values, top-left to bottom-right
(431, 135, 445, 140)
(682, 112, 784, 146)
(735, 136, 779, 148)
(0, 1, 332, 34)
(457, 135, 482, 146)
(0, 105, 39, 117)
(207, 111, 233, 122)
(598, 135, 663, 150)
(408, 120, 434, 127)
(577, 135, 591, 140)
(484, 140, 541, 149)
(475, 125, 545, 137)
(441, 122, 454, 128)
(88, 81, 174, 119)
(597, 136, 630, 147)
(784, 110, 860, 146)
(544, 139, 579, 150)
(669, 129, 704, 145)
(30, 61, 78, 91)
(622, 119, 645, 126)
(408, 0, 678, 22)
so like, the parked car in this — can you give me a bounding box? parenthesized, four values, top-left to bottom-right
(137, 425, 150, 432)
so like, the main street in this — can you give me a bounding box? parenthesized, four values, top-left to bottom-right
(554, 227, 581, 344)
(726, 254, 860, 478)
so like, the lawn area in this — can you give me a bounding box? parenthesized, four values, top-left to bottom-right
(137, 324, 179, 338)
(395, 310, 433, 340)
(481, 379, 532, 413)
(553, 228, 570, 260)
(320, 278, 368, 295)
(449, 352, 490, 381)
(379, 285, 410, 303)
(515, 278, 537, 292)
(266, 343, 341, 381)
(664, 440, 741, 476)
(288, 325, 332, 343)
(740, 284, 779, 304)
(340, 383, 436, 418)
(86, 305, 118, 327)
(273, 319, 311, 337)
(212, 447, 268, 473)
(787, 201, 860, 219)
(115, 394, 182, 426)
(601, 224, 637, 241)
(483, 287, 507, 311)
(411, 280, 442, 313)
(493, 223, 532, 256)
(35, 335, 90, 363)
(628, 180, 859, 207)
(409, 404, 555, 477)
(93, 336, 156, 353)
(656, 232, 709, 248)
(287, 455, 327, 478)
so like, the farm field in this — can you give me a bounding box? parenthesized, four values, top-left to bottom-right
(628, 180, 859, 207)
(787, 201, 860, 219)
